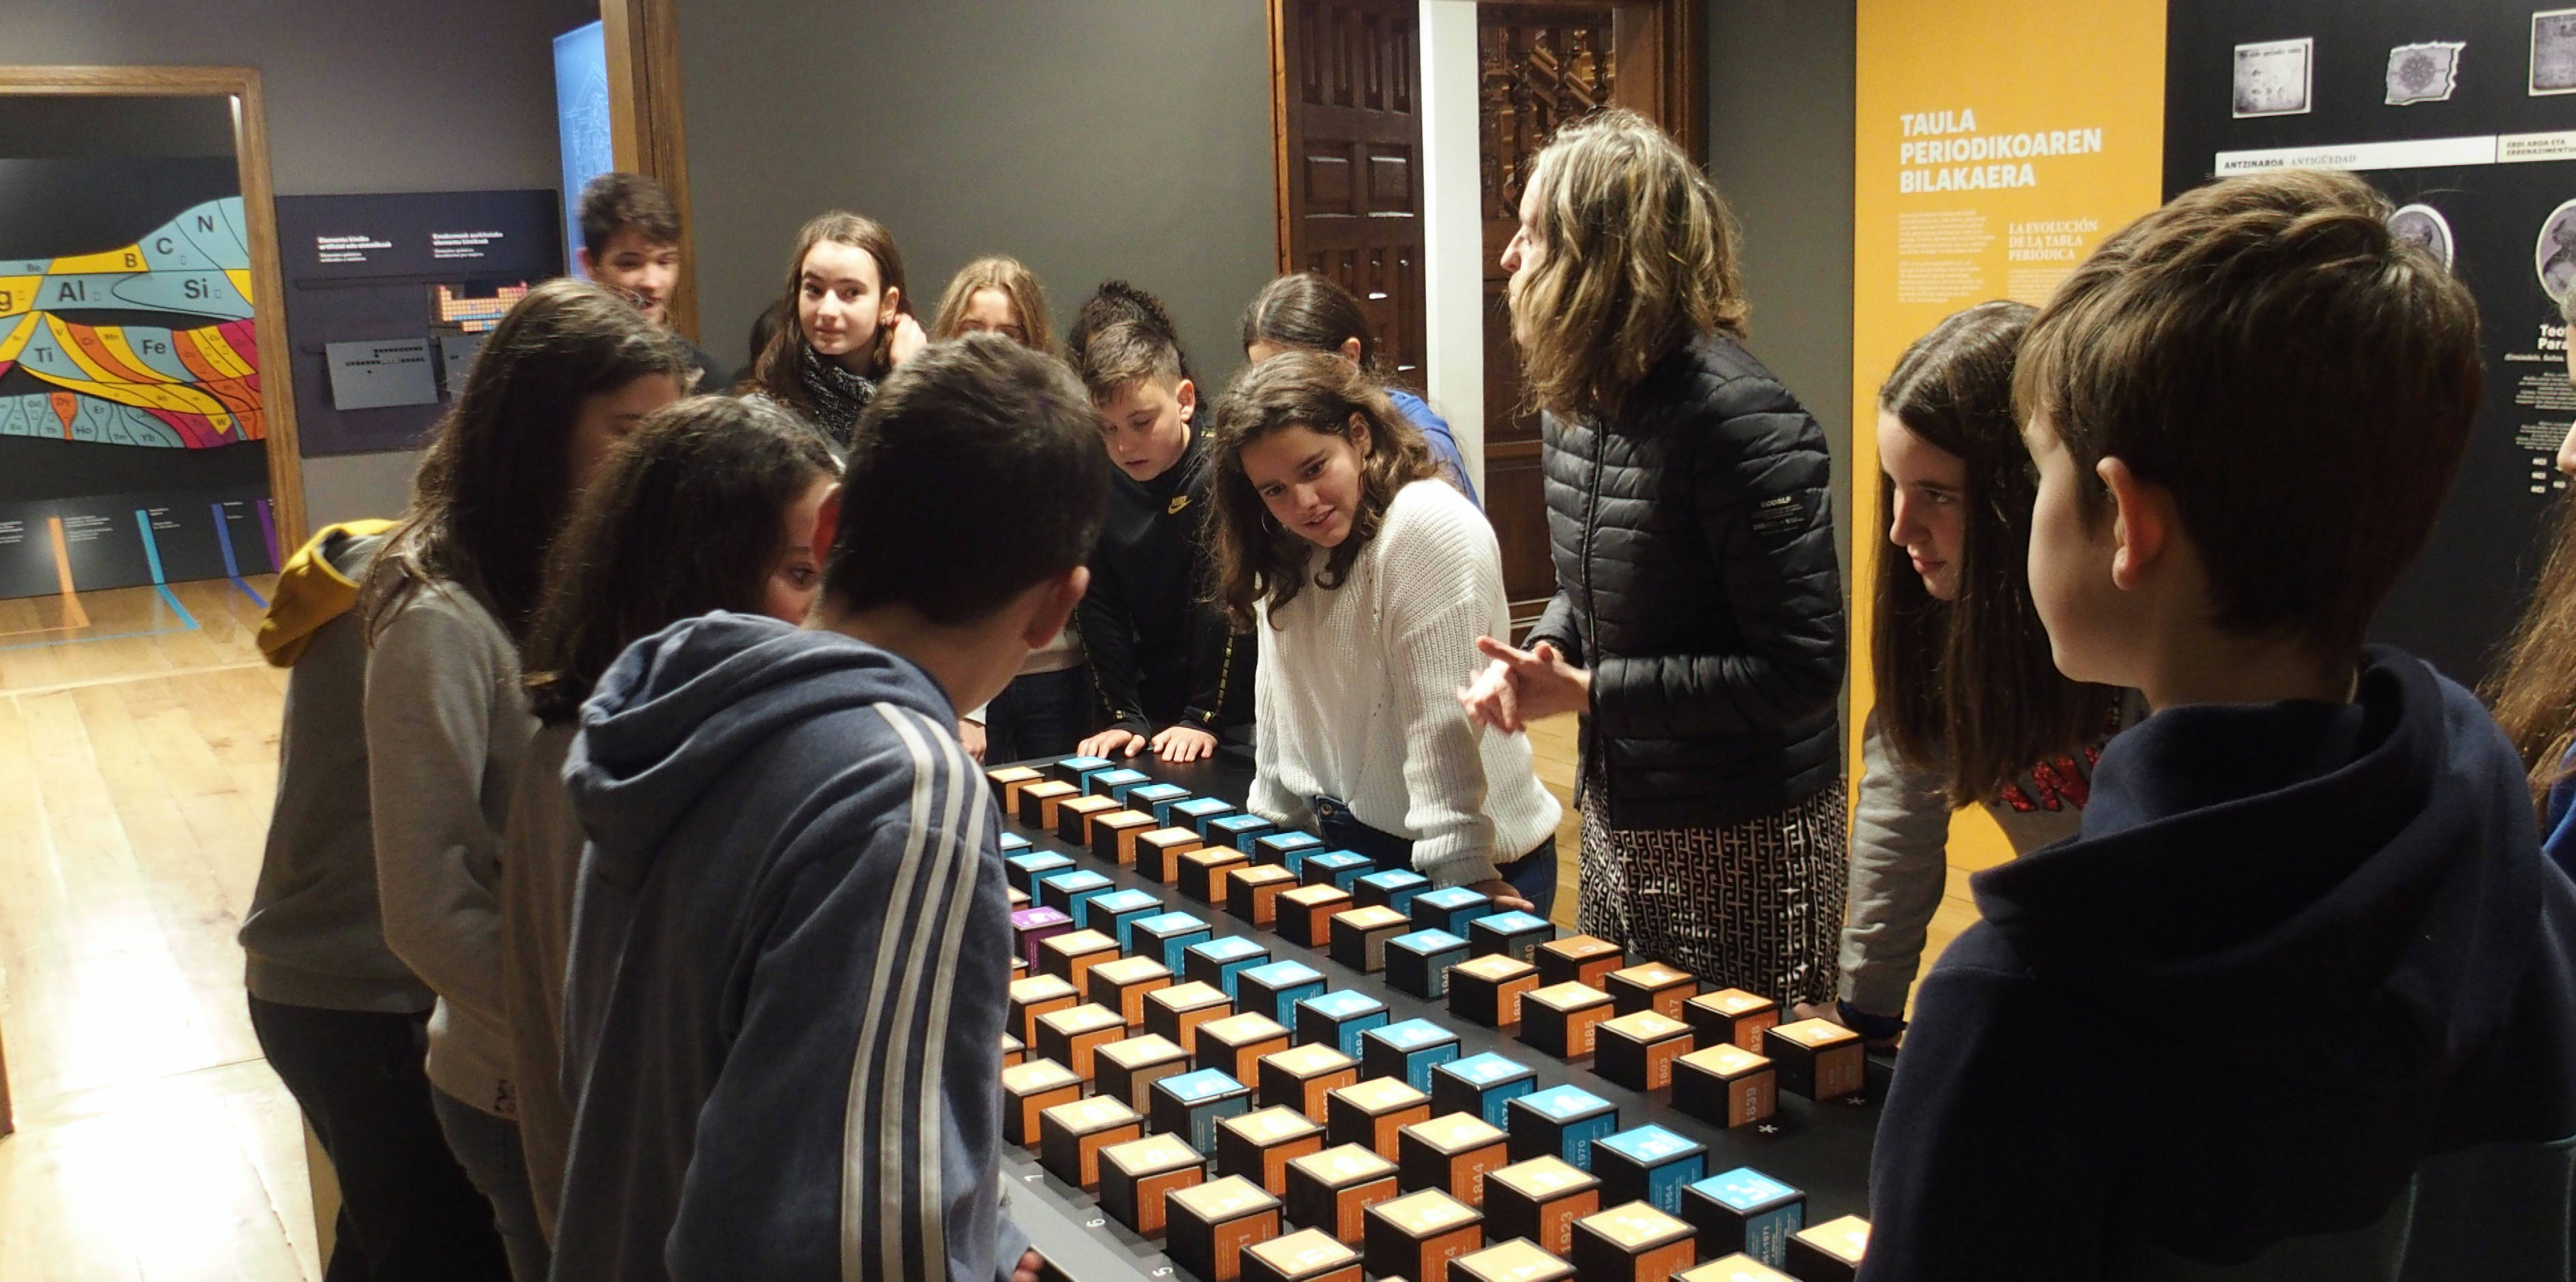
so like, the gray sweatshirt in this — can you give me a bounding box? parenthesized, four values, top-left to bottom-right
(1838, 707, 2120, 1016)
(239, 528, 434, 1013)
(365, 572, 536, 1118)
(500, 721, 580, 1238)
(556, 613, 1025, 1280)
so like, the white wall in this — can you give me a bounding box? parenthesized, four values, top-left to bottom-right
(1419, 0, 1487, 493)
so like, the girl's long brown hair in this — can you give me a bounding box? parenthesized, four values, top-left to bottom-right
(363, 277, 688, 644)
(1508, 108, 1748, 421)
(1875, 301, 2123, 805)
(930, 256, 1058, 357)
(1204, 352, 1442, 630)
(747, 211, 909, 408)
(521, 396, 836, 723)
(2483, 288, 2576, 806)
(1240, 271, 1382, 373)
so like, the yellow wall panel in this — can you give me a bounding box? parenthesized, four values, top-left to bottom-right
(1851, 0, 2167, 867)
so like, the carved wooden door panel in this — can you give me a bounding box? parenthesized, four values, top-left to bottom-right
(1478, 1, 1696, 620)
(1272, 0, 1428, 382)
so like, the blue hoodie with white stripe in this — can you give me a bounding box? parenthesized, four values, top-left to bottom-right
(555, 611, 1025, 1281)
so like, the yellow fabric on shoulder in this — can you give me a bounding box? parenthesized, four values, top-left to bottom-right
(258, 519, 398, 667)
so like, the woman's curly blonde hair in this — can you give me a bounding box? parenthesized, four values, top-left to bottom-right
(1509, 108, 1748, 420)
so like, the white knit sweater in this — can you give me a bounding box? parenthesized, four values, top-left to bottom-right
(1250, 480, 1562, 886)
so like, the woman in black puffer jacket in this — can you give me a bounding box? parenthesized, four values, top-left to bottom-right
(1462, 109, 1847, 1005)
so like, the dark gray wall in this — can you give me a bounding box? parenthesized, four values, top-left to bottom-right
(674, 0, 1277, 395)
(1, 0, 597, 528)
(1708, 0, 1858, 583)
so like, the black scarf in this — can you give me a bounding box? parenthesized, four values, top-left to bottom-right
(796, 345, 877, 447)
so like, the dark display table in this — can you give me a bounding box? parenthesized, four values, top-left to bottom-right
(997, 754, 1885, 1281)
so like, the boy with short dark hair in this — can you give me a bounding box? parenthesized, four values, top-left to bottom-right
(1065, 281, 1257, 764)
(1863, 168, 2576, 1278)
(575, 170, 730, 392)
(551, 333, 1110, 1279)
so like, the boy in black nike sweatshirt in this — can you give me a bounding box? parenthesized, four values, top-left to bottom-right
(1068, 281, 1255, 764)
(1862, 170, 2576, 1279)
(553, 335, 1110, 1280)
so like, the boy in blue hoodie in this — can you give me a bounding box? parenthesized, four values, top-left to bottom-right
(1863, 170, 2576, 1277)
(552, 333, 1110, 1280)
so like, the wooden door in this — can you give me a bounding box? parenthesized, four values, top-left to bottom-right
(1271, 0, 1429, 382)
(1478, 0, 1701, 621)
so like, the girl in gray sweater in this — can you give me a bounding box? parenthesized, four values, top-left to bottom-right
(1824, 302, 2133, 1048)
(361, 278, 691, 1282)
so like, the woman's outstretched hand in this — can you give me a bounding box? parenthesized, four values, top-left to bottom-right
(1466, 879, 1536, 914)
(1459, 637, 1590, 733)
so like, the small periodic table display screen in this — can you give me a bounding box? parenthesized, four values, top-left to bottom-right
(987, 754, 1887, 1282)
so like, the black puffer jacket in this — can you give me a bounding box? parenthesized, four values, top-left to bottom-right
(1526, 331, 1845, 831)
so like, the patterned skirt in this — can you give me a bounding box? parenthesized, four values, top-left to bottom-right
(1575, 770, 1849, 1006)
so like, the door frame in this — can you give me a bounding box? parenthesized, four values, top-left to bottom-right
(600, 0, 701, 342)
(0, 64, 309, 550)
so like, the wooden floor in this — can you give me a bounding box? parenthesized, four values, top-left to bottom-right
(0, 578, 325, 1280)
(0, 590, 1976, 1275)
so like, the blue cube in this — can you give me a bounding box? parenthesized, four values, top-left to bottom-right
(1506, 1084, 1620, 1170)
(1183, 936, 1272, 999)
(1172, 797, 1239, 837)
(1468, 911, 1556, 962)
(1236, 960, 1327, 1026)
(998, 832, 1033, 857)
(1150, 1068, 1252, 1155)
(1210, 814, 1279, 852)
(1384, 928, 1470, 999)
(1006, 851, 1073, 896)
(1594, 1124, 1707, 1215)
(1301, 851, 1374, 891)
(1410, 885, 1497, 936)
(1132, 784, 1193, 825)
(1048, 754, 1116, 787)
(1682, 1167, 1806, 1268)
(1254, 831, 1324, 872)
(1037, 869, 1115, 919)
(1294, 989, 1391, 1057)
(1087, 767, 1153, 800)
(1361, 1018, 1461, 1090)
(1354, 868, 1431, 915)
(1083, 887, 1163, 938)
(1431, 1052, 1538, 1127)
(1130, 911, 1214, 972)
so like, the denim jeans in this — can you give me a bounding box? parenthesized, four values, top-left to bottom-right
(249, 998, 510, 1281)
(1314, 797, 1558, 918)
(984, 665, 1095, 763)
(429, 1088, 551, 1282)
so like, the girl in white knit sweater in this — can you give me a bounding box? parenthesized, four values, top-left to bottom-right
(1204, 352, 1562, 911)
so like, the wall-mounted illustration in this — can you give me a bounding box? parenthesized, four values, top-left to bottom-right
(0, 78, 303, 615)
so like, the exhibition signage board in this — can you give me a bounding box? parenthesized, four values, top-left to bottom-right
(274, 190, 562, 457)
(1852, 0, 2170, 868)
(2165, 2, 2576, 683)
(1855, 1, 2576, 838)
